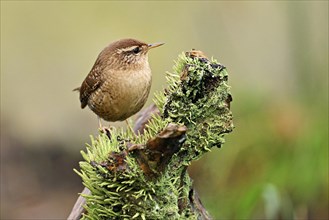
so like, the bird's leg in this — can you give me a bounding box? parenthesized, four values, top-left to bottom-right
(98, 117, 111, 138)
(98, 116, 103, 129)
(125, 119, 137, 138)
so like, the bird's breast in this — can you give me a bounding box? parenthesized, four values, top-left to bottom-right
(88, 67, 152, 122)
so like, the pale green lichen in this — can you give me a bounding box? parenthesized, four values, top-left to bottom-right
(75, 52, 234, 219)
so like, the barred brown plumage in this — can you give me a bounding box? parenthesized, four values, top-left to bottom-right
(74, 38, 164, 131)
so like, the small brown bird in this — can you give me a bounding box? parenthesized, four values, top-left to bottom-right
(74, 38, 164, 131)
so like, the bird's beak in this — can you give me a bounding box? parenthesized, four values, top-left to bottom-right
(148, 42, 165, 50)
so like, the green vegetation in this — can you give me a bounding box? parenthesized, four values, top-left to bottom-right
(75, 52, 234, 219)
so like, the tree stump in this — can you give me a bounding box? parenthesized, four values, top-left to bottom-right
(68, 50, 234, 220)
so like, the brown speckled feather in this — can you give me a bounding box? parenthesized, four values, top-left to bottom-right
(79, 60, 104, 109)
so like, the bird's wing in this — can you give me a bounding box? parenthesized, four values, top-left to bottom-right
(79, 65, 104, 109)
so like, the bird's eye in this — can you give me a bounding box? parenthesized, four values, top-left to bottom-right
(132, 47, 141, 54)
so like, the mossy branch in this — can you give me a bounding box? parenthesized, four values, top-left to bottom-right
(68, 50, 234, 220)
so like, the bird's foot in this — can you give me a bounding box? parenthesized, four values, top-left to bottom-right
(98, 117, 112, 139)
(125, 119, 138, 140)
(99, 126, 112, 139)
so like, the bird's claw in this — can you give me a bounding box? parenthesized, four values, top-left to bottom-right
(99, 126, 111, 139)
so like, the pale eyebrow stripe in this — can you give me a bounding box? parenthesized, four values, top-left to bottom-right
(117, 46, 139, 53)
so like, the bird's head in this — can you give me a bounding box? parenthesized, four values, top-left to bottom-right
(99, 38, 164, 70)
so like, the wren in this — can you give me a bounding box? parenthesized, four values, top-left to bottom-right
(74, 38, 164, 130)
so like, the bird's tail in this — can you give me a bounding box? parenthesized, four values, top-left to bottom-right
(73, 87, 80, 92)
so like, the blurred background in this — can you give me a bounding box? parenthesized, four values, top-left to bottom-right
(1, 1, 328, 219)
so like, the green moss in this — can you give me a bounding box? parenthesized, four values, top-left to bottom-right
(161, 53, 234, 162)
(75, 52, 234, 219)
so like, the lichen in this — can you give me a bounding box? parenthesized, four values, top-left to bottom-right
(75, 51, 234, 219)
